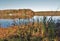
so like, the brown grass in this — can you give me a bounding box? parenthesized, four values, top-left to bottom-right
(0, 26, 19, 38)
(0, 9, 60, 19)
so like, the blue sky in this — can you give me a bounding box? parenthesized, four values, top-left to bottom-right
(0, 0, 60, 11)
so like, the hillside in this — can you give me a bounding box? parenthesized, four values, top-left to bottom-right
(0, 9, 60, 19)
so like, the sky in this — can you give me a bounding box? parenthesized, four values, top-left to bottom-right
(0, 0, 60, 11)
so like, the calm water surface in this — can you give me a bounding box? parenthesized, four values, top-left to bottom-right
(0, 16, 60, 28)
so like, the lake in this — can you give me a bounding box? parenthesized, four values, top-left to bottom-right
(0, 16, 60, 28)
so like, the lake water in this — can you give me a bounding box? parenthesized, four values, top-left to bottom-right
(0, 16, 60, 28)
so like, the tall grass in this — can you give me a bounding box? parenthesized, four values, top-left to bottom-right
(0, 16, 58, 41)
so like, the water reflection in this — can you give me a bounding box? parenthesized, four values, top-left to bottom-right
(0, 16, 60, 28)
